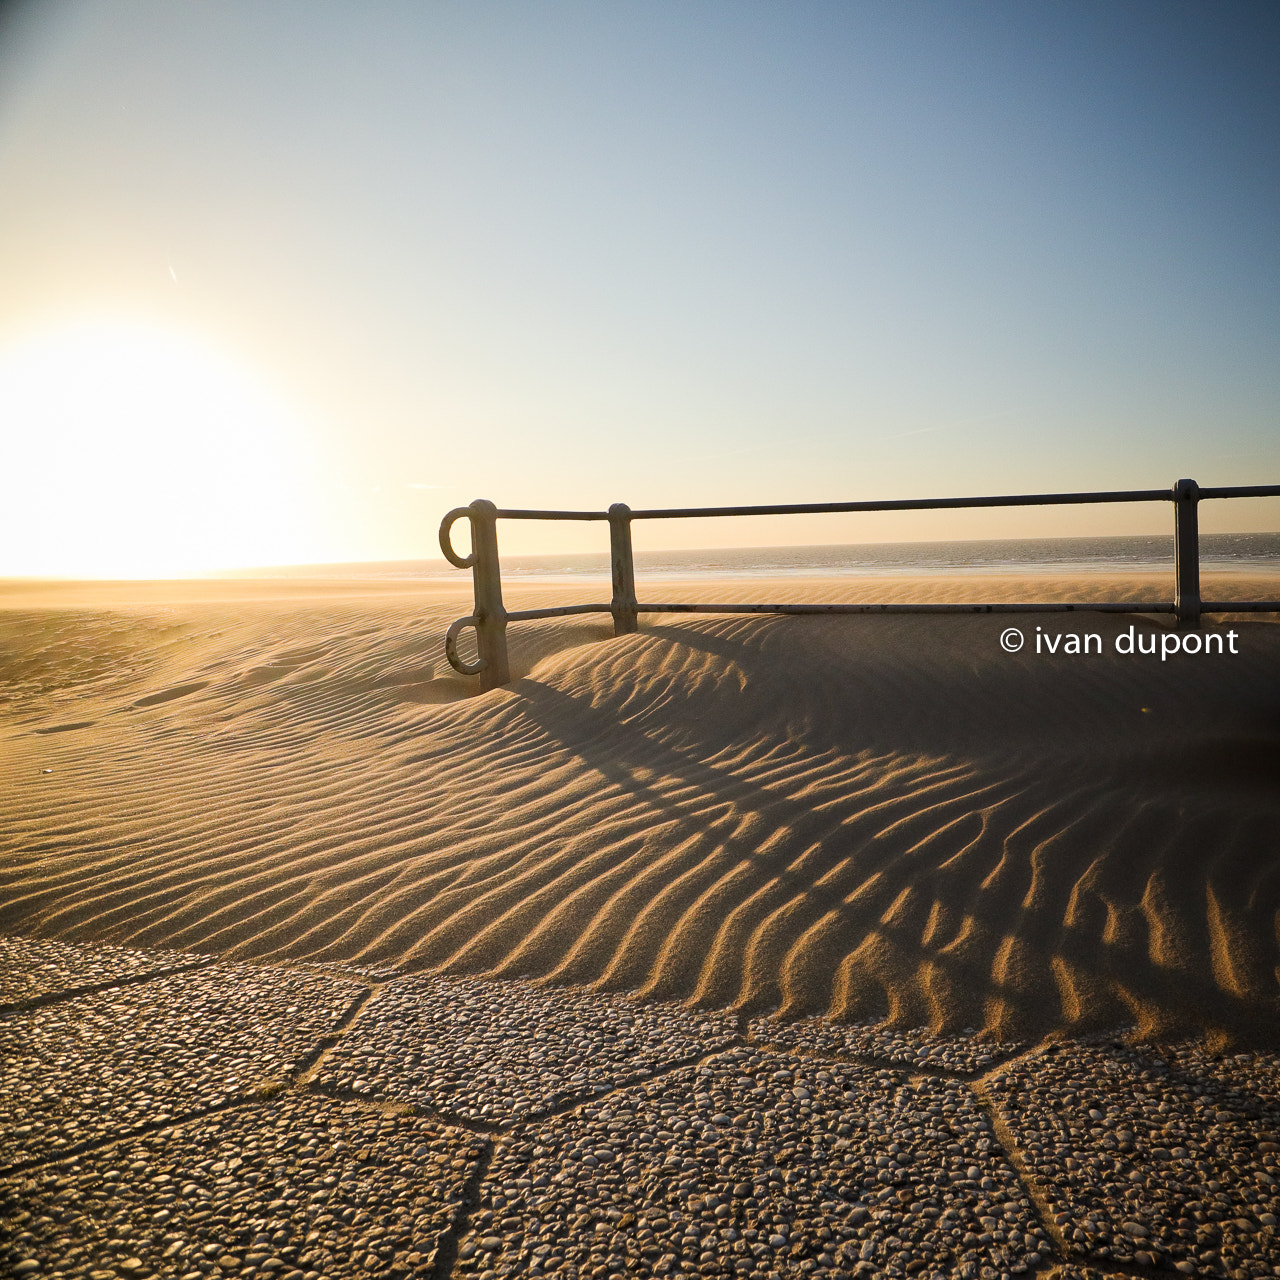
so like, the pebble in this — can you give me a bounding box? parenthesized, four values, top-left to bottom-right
(315, 974, 739, 1121)
(0, 1094, 483, 1279)
(0, 963, 364, 1169)
(454, 1045, 1050, 1278)
(0, 936, 199, 1007)
(985, 1041, 1280, 1277)
(751, 1015, 1025, 1075)
(1056, 1269, 1140, 1280)
(1156, 1045, 1280, 1130)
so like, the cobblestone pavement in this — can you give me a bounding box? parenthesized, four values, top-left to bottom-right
(1, 965, 365, 1168)
(313, 976, 738, 1122)
(2, 936, 1278, 1280)
(0, 936, 204, 1008)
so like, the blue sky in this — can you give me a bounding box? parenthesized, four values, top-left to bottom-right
(1, 1, 1277, 572)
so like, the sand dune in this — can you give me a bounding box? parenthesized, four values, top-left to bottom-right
(2, 572, 1278, 1046)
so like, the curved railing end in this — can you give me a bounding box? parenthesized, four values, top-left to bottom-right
(444, 616, 487, 675)
(439, 507, 477, 569)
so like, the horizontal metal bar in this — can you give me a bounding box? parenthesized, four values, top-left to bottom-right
(1201, 600, 1280, 612)
(496, 508, 610, 521)
(632, 601, 1178, 615)
(490, 485, 1280, 524)
(505, 603, 613, 621)
(500, 600, 1280, 622)
(496, 599, 1280, 626)
(1197, 485, 1280, 500)
(627, 490, 1172, 520)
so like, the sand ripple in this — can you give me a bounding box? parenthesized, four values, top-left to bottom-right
(2, 576, 1278, 1045)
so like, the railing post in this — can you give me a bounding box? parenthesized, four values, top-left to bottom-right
(1173, 477, 1201, 630)
(608, 502, 638, 636)
(469, 498, 510, 689)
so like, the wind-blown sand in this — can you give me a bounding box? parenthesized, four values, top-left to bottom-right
(2, 572, 1278, 1046)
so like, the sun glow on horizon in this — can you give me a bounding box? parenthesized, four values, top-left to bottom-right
(1, 5, 1278, 575)
(0, 318, 339, 578)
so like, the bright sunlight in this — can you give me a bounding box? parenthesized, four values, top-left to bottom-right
(0, 319, 331, 577)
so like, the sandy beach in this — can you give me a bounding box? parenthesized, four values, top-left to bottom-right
(3, 572, 1278, 1049)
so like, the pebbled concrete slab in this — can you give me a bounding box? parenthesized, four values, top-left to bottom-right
(0, 1093, 485, 1280)
(0, 936, 203, 1008)
(0, 963, 364, 1170)
(4, 936, 1280, 1280)
(455, 1044, 1052, 1279)
(985, 1042, 1280, 1277)
(750, 1016, 1026, 1075)
(1155, 1045, 1280, 1129)
(314, 974, 739, 1122)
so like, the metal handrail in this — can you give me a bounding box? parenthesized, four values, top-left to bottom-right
(440, 479, 1280, 689)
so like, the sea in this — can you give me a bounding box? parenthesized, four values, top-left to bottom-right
(232, 533, 1280, 583)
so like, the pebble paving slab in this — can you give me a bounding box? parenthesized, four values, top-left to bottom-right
(5, 936, 1280, 1280)
(0, 964, 364, 1169)
(456, 1045, 1052, 1279)
(750, 1017, 1025, 1074)
(0, 1093, 484, 1279)
(0, 937, 203, 1007)
(314, 975, 739, 1121)
(1155, 1045, 1280, 1129)
(985, 1042, 1280, 1277)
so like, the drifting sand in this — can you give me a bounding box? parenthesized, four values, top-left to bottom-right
(1, 572, 1278, 1046)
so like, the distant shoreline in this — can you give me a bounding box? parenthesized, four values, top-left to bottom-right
(176, 530, 1280, 582)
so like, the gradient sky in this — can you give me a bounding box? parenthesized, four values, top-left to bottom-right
(1, 0, 1278, 574)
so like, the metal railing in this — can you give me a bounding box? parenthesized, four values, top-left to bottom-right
(439, 478, 1280, 689)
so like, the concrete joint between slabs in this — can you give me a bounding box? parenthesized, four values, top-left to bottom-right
(1037, 1259, 1188, 1280)
(435, 1135, 498, 1280)
(966, 1072, 1071, 1264)
(873, 1054, 1063, 1275)
(304, 1079, 511, 1135)
(0, 956, 217, 1018)
(343, 1035, 760, 1136)
(511, 1035, 753, 1130)
(0, 1090, 270, 1180)
(0, 1069, 449, 1182)
(0, 980, 387, 1181)
(289, 983, 381, 1087)
(746, 1031, 1028, 1082)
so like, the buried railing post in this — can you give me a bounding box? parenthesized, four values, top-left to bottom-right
(439, 499, 510, 688)
(609, 502, 639, 636)
(1173, 477, 1201, 630)
(468, 499, 510, 688)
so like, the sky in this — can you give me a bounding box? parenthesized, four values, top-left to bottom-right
(1, 0, 1278, 576)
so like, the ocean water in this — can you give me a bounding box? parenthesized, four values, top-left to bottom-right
(499, 533, 1280, 581)
(238, 533, 1280, 582)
